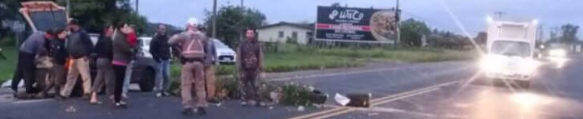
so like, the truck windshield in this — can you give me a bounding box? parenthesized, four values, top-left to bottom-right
(491, 41, 531, 57)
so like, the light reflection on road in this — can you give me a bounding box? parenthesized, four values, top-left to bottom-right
(469, 88, 579, 119)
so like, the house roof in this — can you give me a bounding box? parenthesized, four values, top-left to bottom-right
(258, 22, 313, 31)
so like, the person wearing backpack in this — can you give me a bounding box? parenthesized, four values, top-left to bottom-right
(168, 18, 208, 116)
(61, 19, 94, 99)
(237, 29, 264, 107)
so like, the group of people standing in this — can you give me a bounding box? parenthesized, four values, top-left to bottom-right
(10, 18, 265, 116)
(11, 19, 139, 108)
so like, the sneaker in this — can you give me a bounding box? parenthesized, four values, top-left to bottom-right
(240, 101, 248, 106)
(197, 107, 207, 115)
(156, 93, 163, 97)
(257, 102, 268, 107)
(122, 94, 128, 99)
(114, 102, 128, 109)
(162, 92, 171, 96)
(55, 94, 66, 101)
(181, 108, 194, 116)
(208, 99, 220, 104)
(247, 100, 257, 106)
(36, 93, 48, 99)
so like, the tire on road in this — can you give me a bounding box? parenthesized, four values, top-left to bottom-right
(517, 80, 530, 89)
(139, 68, 156, 92)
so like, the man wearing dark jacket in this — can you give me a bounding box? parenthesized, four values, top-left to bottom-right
(61, 19, 94, 99)
(237, 29, 264, 106)
(150, 25, 172, 97)
(90, 26, 115, 104)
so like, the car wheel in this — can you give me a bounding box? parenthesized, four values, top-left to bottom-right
(139, 68, 156, 92)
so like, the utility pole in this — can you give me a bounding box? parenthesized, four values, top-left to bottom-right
(538, 24, 543, 41)
(239, 0, 245, 42)
(395, 0, 400, 48)
(212, 0, 218, 38)
(494, 11, 505, 20)
(66, 0, 70, 15)
(135, 0, 139, 14)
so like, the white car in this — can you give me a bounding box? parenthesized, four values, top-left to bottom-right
(212, 38, 236, 64)
(138, 37, 153, 58)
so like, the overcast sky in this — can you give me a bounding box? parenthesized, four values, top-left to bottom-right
(137, 0, 583, 38)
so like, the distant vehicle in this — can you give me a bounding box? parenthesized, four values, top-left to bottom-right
(89, 33, 100, 45)
(138, 37, 153, 58)
(130, 37, 158, 92)
(543, 43, 569, 68)
(212, 38, 236, 64)
(480, 18, 539, 89)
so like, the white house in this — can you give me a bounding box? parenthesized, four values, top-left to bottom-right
(257, 22, 313, 45)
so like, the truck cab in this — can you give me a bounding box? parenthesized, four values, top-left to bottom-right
(480, 19, 539, 89)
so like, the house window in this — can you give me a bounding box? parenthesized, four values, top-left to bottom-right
(292, 31, 298, 39)
(278, 31, 284, 38)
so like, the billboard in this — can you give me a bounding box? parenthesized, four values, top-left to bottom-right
(316, 6, 398, 43)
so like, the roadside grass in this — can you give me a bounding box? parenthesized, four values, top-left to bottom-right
(314, 47, 477, 62)
(168, 44, 476, 78)
(0, 45, 17, 84)
(170, 51, 363, 78)
(1, 39, 475, 84)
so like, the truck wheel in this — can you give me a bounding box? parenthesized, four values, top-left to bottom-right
(139, 68, 156, 92)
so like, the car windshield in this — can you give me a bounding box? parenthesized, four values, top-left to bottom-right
(213, 39, 229, 49)
(491, 41, 530, 57)
(140, 39, 151, 47)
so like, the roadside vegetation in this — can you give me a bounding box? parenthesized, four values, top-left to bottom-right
(168, 43, 477, 79)
(0, 39, 476, 84)
(0, 38, 17, 84)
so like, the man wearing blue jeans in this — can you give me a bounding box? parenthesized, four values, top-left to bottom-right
(150, 25, 172, 96)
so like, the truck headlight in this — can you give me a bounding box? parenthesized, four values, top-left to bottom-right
(520, 59, 540, 73)
(479, 55, 502, 71)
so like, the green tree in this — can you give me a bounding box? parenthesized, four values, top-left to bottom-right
(559, 24, 579, 43)
(475, 31, 487, 44)
(399, 18, 430, 47)
(55, 0, 147, 33)
(203, 5, 266, 47)
(0, 0, 21, 39)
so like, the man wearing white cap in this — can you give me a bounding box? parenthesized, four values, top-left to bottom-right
(168, 18, 208, 116)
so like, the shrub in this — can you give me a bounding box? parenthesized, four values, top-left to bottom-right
(280, 83, 313, 106)
(215, 77, 241, 99)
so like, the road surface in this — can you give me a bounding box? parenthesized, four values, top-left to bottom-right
(0, 58, 582, 119)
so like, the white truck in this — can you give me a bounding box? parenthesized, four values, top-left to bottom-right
(480, 18, 539, 89)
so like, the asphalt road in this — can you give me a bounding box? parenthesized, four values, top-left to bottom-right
(0, 58, 582, 119)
